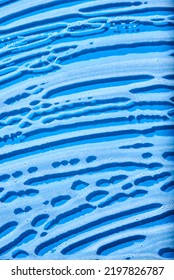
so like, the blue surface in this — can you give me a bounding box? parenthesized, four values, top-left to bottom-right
(0, 0, 174, 259)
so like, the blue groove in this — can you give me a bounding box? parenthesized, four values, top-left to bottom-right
(0, 222, 18, 239)
(22, 115, 169, 144)
(79, 7, 174, 17)
(0, 230, 37, 256)
(61, 209, 174, 255)
(24, 161, 163, 186)
(24, 99, 171, 121)
(60, 42, 174, 65)
(44, 204, 96, 230)
(0, 0, 86, 24)
(97, 235, 146, 256)
(34, 203, 162, 256)
(43, 75, 154, 99)
(0, 124, 173, 165)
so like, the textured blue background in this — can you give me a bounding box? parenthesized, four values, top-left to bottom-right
(0, 0, 174, 259)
